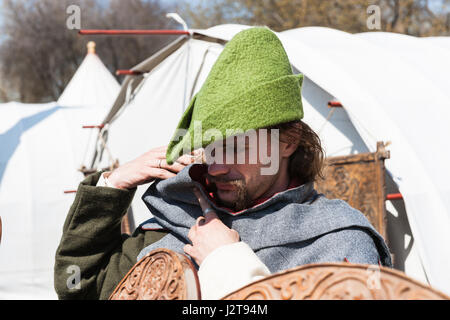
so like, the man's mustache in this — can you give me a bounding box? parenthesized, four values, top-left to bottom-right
(204, 173, 244, 185)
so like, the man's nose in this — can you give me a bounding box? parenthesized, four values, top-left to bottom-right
(208, 163, 230, 177)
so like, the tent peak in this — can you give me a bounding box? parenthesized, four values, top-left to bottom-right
(87, 41, 96, 54)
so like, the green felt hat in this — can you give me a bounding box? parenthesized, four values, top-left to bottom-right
(166, 27, 304, 164)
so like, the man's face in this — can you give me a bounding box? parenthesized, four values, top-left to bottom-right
(204, 130, 283, 211)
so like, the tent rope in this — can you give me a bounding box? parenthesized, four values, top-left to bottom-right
(344, 107, 380, 150)
(322, 102, 380, 152)
(94, 73, 149, 169)
(189, 46, 214, 100)
(125, 78, 134, 106)
(182, 40, 190, 112)
(127, 72, 151, 103)
(111, 72, 153, 125)
(95, 124, 116, 170)
(317, 107, 335, 135)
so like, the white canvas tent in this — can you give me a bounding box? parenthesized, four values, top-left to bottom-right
(58, 42, 120, 109)
(0, 42, 120, 299)
(279, 27, 450, 295)
(90, 25, 450, 295)
(422, 36, 450, 51)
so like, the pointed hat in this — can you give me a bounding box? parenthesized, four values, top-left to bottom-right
(166, 27, 304, 164)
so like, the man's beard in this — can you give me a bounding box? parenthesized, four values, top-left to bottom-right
(206, 175, 252, 211)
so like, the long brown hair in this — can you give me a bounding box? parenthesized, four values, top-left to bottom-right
(269, 120, 325, 184)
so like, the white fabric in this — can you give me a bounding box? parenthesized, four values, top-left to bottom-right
(422, 36, 450, 52)
(57, 53, 120, 109)
(356, 32, 450, 100)
(279, 27, 450, 294)
(0, 51, 119, 299)
(0, 102, 104, 299)
(96, 171, 116, 188)
(198, 241, 270, 300)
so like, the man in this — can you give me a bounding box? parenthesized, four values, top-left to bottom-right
(54, 27, 391, 300)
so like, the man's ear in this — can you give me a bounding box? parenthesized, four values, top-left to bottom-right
(280, 141, 298, 158)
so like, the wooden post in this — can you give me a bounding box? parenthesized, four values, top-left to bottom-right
(314, 142, 390, 243)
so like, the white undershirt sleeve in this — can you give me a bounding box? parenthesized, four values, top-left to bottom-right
(198, 241, 271, 300)
(95, 171, 117, 188)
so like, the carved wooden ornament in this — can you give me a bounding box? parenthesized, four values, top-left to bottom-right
(109, 248, 201, 300)
(222, 262, 450, 300)
(315, 142, 390, 241)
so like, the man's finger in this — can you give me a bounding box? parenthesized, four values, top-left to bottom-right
(183, 244, 194, 257)
(176, 154, 196, 166)
(153, 158, 186, 173)
(190, 149, 205, 163)
(144, 146, 167, 159)
(187, 224, 196, 241)
(145, 167, 177, 180)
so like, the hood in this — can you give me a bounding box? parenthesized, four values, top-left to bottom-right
(141, 163, 392, 266)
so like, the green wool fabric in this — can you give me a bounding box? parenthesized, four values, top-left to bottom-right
(166, 27, 304, 164)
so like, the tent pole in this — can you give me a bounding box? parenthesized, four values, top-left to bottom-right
(78, 30, 190, 35)
(328, 101, 343, 108)
(386, 193, 403, 200)
(116, 70, 143, 76)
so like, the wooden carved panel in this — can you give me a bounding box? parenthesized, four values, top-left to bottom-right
(315, 142, 389, 241)
(110, 249, 448, 300)
(223, 262, 450, 300)
(109, 248, 201, 300)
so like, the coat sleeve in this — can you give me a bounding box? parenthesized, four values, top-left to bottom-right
(54, 172, 168, 300)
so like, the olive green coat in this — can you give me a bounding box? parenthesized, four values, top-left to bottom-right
(54, 172, 167, 300)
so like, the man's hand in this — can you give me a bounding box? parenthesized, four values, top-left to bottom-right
(184, 188, 240, 266)
(107, 145, 195, 190)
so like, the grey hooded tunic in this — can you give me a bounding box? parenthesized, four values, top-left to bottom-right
(138, 164, 392, 272)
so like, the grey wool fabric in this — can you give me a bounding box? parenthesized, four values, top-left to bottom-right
(138, 164, 392, 272)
